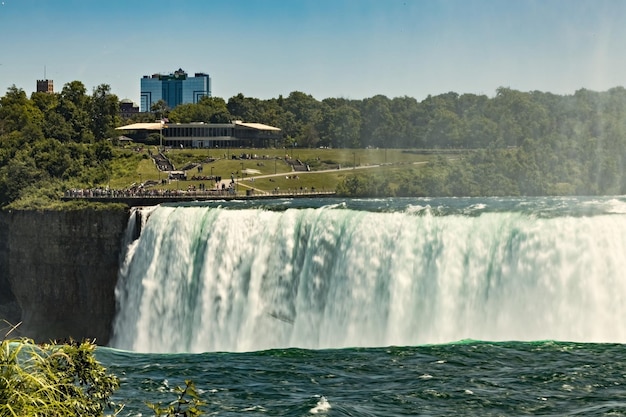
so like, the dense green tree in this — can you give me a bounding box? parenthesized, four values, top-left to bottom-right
(199, 96, 231, 123)
(91, 84, 120, 141)
(168, 103, 208, 123)
(360, 95, 394, 148)
(424, 108, 463, 148)
(31, 138, 73, 178)
(298, 123, 320, 148)
(490, 87, 550, 146)
(318, 104, 361, 148)
(280, 91, 323, 142)
(150, 99, 170, 121)
(258, 98, 289, 131)
(42, 110, 74, 142)
(0, 86, 44, 135)
(30, 90, 58, 113)
(0, 151, 40, 203)
(169, 97, 231, 124)
(227, 93, 258, 121)
(390, 96, 426, 148)
(58, 81, 93, 142)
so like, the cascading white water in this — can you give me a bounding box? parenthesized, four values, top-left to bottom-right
(111, 202, 626, 353)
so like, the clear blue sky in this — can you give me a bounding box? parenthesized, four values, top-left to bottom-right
(1, 0, 625, 103)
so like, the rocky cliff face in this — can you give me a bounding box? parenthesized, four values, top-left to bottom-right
(0, 208, 129, 344)
(0, 212, 20, 335)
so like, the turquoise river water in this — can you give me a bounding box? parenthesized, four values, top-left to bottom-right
(100, 197, 626, 416)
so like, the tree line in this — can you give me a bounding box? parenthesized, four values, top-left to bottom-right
(142, 87, 626, 196)
(2, 80, 626, 206)
(0, 82, 117, 206)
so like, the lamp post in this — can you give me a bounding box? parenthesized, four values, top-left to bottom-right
(353, 152, 356, 169)
(159, 120, 164, 151)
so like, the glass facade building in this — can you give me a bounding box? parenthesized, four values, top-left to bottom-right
(117, 121, 282, 149)
(162, 122, 282, 148)
(140, 69, 211, 112)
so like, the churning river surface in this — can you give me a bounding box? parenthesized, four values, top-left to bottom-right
(101, 197, 626, 416)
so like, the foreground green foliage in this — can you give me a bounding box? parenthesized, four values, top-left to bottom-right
(0, 337, 119, 416)
(147, 380, 206, 417)
(0, 335, 211, 416)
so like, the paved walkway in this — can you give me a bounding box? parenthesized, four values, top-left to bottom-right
(214, 160, 429, 193)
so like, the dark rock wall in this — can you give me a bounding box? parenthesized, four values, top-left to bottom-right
(0, 213, 11, 303)
(0, 208, 129, 344)
(0, 213, 20, 334)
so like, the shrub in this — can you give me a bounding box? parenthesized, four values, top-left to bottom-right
(147, 380, 206, 417)
(0, 336, 120, 416)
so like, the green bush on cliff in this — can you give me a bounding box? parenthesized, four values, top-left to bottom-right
(0, 336, 120, 416)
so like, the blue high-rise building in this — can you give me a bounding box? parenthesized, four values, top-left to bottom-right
(140, 69, 211, 112)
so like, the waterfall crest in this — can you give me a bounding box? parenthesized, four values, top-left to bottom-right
(111, 201, 626, 353)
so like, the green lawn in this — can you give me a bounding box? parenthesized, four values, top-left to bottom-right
(106, 145, 443, 195)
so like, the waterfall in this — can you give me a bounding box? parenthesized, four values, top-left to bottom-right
(111, 201, 626, 353)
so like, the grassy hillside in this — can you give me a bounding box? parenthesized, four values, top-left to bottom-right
(106, 144, 441, 196)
